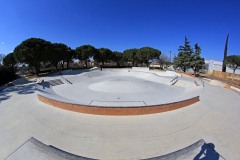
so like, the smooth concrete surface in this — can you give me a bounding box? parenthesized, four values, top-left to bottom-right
(5, 137, 94, 160)
(38, 69, 201, 107)
(6, 138, 224, 160)
(0, 69, 239, 159)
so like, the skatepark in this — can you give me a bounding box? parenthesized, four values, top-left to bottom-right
(0, 68, 239, 159)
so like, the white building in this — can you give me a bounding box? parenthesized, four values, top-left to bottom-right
(205, 60, 240, 74)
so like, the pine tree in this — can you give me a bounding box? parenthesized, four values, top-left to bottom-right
(174, 36, 193, 72)
(190, 43, 205, 75)
(222, 34, 229, 72)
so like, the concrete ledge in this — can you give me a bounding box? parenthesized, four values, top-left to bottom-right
(5, 137, 94, 160)
(38, 94, 200, 116)
(5, 137, 224, 160)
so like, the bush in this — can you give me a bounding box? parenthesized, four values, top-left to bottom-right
(0, 66, 17, 85)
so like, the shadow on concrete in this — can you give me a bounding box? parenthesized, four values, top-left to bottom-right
(0, 83, 35, 103)
(5, 138, 225, 160)
(194, 143, 220, 160)
(47, 69, 91, 77)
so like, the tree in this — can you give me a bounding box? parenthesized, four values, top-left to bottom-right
(136, 47, 161, 67)
(94, 48, 113, 66)
(75, 45, 97, 68)
(65, 49, 74, 69)
(3, 52, 17, 71)
(112, 51, 124, 67)
(14, 38, 51, 75)
(0, 66, 17, 85)
(48, 43, 70, 70)
(123, 48, 139, 66)
(226, 55, 240, 73)
(190, 43, 205, 75)
(158, 54, 170, 69)
(174, 36, 193, 72)
(222, 34, 229, 72)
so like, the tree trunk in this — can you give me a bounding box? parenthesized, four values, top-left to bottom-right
(233, 69, 236, 74)
(146, 61, 149, 67)
(85, 61, 88, 69)
(60, 62, 64, 70)
(35, 66, 39, 76)
(66, 61, 69, 69)
(35, 62, 41, 76)
(183, 67, 186, 72)
(55, 64, 58, 71)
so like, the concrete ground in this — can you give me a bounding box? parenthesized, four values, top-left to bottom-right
(49, 70, 200, 107)
(0, 69, 239, 159)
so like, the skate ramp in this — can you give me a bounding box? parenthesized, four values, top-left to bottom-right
(5, 138, 224, 160)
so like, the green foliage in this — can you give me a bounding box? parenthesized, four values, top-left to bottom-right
(94, 48, 113, 66)
(190, 44, 205, 74)
(226, 55, 240, 73)
(48, 43, 70, 70)
(136, 47, 161, 67)
(13, 38, 51, 75)
(112, 51, 124, 67)
(75, 45, 97, 68)
(0, 66, 17, 85)
(174, 37, 204, 74)
(222, 34, 229, 72)
(12, 37, 164, 72)
(3, 52, 17, 70)
(123, 48, 138, 66)
(174, 36, 193, 72)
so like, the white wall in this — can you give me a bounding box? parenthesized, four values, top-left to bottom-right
(205, 60, 240, 74)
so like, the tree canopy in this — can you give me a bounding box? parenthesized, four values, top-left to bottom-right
(94, 48, 113, 66)
(190, 44, 205, 74)
(48, 43, 70, 70)
(174, 37, 204, 74)
(14, 38, 51, 75)
(174, 37, 193, 72)
(123, 48, 138, 66)
(226, 55, 240, 73)
(112, 51, 124, 67)
(75, 45, 97, 68)
(3, 52, 17, 71)
(136, 47, 161, 67)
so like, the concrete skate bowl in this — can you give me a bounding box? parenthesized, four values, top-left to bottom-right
(5, 137, 225, 160)
(37, 69, 201, 115)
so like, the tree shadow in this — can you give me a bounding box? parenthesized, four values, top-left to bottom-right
(0, 83, 35, 103)
(194, 143, 220, 160)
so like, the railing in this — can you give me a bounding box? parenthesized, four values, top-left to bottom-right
(60, 76, 72, 84)
(199, 78, 205, 87)
(34, 78, 44, 84)
(170, 76, 178, 85)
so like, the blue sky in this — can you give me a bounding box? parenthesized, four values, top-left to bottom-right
(0, 0, 240, 61)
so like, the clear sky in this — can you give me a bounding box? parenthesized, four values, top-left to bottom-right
(0, 0, 240, 61)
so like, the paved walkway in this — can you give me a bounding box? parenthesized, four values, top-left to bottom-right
(0, 71, 239, 159)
